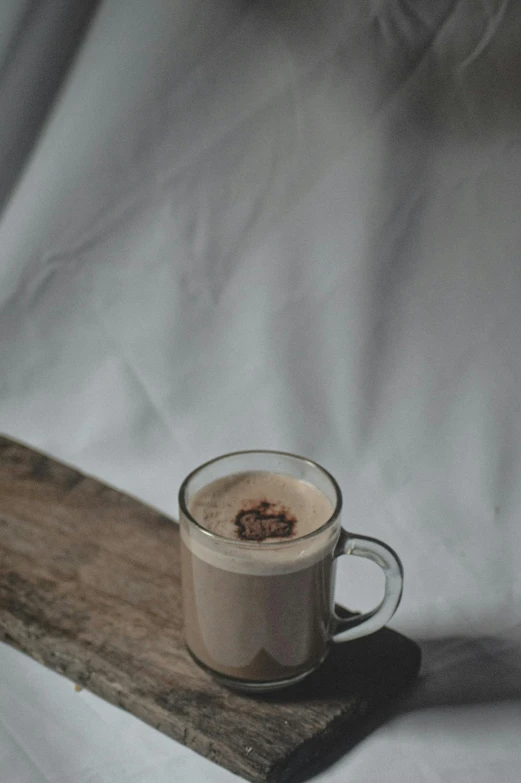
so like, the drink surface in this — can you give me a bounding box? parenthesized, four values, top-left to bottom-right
(188, 470, 334, 542)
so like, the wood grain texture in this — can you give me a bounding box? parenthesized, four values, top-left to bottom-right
(0, 436, 421, 782)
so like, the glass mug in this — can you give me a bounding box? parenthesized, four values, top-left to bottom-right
(179, 450, 403, 692)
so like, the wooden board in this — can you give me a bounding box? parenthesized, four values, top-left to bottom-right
(0, 436, 421, 782)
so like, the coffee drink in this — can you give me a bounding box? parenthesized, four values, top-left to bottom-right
(180, 471, 336, 682)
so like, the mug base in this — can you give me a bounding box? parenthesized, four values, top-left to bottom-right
(186, 647, 328, 693)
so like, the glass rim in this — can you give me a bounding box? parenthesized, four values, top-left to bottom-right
(178, 449, 343, 548)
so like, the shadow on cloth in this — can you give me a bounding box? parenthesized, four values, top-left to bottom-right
(263, 623, 521, 782)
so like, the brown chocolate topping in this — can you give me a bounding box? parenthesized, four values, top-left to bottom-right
(234, 501, 296, 542)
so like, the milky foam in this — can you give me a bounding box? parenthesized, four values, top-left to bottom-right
(188, 471, 333, 541)
(182, 471, 336, 575)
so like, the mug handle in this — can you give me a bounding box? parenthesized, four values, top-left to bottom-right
(331, 528, 404, 642)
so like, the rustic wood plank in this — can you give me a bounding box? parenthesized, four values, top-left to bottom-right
(0, 436, 421, 782)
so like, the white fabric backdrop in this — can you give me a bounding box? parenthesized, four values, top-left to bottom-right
(1, 1, 520, 781)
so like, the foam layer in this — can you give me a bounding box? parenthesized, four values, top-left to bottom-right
(183, 471, 337, 575)
(188, 471, 334, 541)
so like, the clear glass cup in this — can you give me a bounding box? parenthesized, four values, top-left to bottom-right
(179, 450, 403, 692)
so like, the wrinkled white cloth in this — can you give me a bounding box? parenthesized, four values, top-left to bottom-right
(1, 1, 520, 781)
